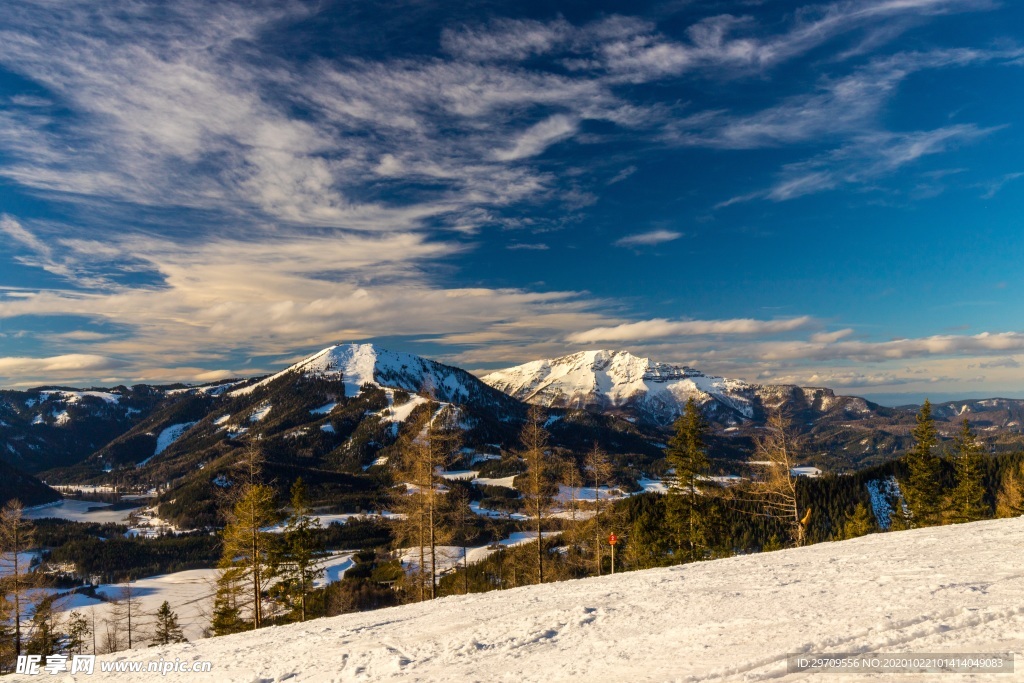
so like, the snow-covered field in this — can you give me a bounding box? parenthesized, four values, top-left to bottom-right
(22, 499, 141, 524)
(53, 569, 219, 643)
(401, 531, 561, 575)
(27, 516, 1024, 682)
(49, 553, 359, 643)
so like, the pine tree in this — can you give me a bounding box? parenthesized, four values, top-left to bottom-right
(842, 502, 875, 539)
(152, 601, 186, 645)
(26, 598, 61, 657)
(210, 567, 247, 636)
(584, 444, 612, 576)
(948, 419, 988, 523)
(519, 405, 553, 584)
(623, 506, 668, 570)
(278, 478, 326, 621)
(65, 611, 90, 655)
(665, 398, 713, 562)
(903, 399, 942, 527)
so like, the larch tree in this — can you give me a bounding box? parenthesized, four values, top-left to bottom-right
(120, 582, 143, 650)
(665, 398, 713, 562)
(218, 441, 279, 630)
(446, 485, 473, 595)
(519, 405, 553, 585)
(949, 419, 988, 523)
(584, 443, 612, 576)
(559, 456, 582, 525)
(996, 460, 1024, 518)
(0, 593, 14, 670)
(749, 410, 808, 547)
(152, 601, 187, 645)
(424, 406, 461, 599)
(842, 502, 875, 539)
(903, 399, 942, 527)
(0, 499, 35, 659)
(395, 424, 431, 601)
(396, 403, 460, 600)
(220, 483, 278, 629)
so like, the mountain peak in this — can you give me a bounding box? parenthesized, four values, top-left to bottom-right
(481, 349, 749, 422)
(231, 343, 515, 409)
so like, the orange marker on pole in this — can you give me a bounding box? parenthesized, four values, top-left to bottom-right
(609, 533, 617, 574)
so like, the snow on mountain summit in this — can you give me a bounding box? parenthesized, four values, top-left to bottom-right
(232, 343, 513, 409)
(481, 349, 755, 423)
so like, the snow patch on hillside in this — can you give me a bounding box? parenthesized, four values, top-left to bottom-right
(309, 402, 336, 416)
(145, 422, 197, 465)
(249, 403, 272, 422)
(40, 389, 121, 404)
(379, 395, 429, 423)
(866, 476, 907, 530)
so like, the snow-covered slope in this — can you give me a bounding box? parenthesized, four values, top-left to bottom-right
(54, 517, 1024, 683)
(233, 343, 518, 412)
(482, 349, 757, 423)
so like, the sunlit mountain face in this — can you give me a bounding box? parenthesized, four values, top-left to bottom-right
(1, 0, 1024, 406)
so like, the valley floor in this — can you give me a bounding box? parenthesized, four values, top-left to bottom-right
(20, 517, 1024, 682)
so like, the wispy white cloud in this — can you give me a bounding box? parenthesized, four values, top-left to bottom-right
(506, 243, 550, 250)
(980, 171, 1024, 199)
(0, 354, 127, 384)
(810, 328, 854, 343)
(705, 48, 1020, 204)
(755, 124, 998, 202)
(494, 115, 579, 161)
(614, 229, 682, 247)
(567, 316, 815, 343)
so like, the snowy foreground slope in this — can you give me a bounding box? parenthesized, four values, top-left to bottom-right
(30, 518, 1024, 682)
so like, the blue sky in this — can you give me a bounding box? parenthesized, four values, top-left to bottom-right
(0, 0, 1023, 403)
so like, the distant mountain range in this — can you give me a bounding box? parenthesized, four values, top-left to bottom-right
(3, 343, 1024, 518)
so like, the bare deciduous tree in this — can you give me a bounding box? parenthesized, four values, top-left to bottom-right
(396, 402, 461, 600)
(0, 500, 36, 659)
(749, 410, 810, 547)
(584, 444, 612, 576)
(519, 406, 553, 584)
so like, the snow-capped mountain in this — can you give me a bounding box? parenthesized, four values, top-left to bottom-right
(232, 343, 519, 412)
(482, 349, 775, 424)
